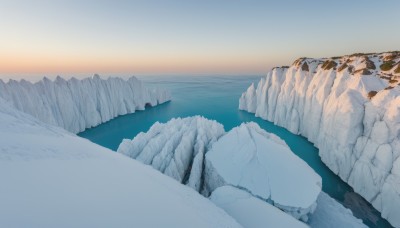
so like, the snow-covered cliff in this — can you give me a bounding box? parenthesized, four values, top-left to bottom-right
(239, 52, 400, 227)
(0, 75, 171, 133)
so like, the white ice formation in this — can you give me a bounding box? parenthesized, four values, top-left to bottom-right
(204, 122, 322, 221)
(239, 51, 400, 227)
(117, 116, 225, 192)
(0, 75, 171, 133)
(118, 117, 322, 222)
(0, 98, 240, 228)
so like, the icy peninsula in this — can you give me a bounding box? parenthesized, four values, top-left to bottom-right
(240, 51, 400, 227)
(0, 74, 376, 227)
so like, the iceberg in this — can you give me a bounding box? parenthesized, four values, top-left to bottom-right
(0, 75, 171, 133)
(117, 116, 225, 192)
(0, 98, 241, 228)
(239, 52, 400, 227)
(204, 122, 322, 221)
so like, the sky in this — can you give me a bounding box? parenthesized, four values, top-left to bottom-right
(0, 0, 399, 76)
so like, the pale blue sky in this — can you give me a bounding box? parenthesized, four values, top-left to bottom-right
(1, 0, 399, 74)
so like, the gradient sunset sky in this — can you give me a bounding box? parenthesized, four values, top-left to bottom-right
(1, 0, 399, 76)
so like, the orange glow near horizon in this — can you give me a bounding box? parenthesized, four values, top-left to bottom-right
(0, 51, 275, 75)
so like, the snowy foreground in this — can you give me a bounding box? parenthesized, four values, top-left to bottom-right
(0, 75, 170, 133)
(239, 52, 400, 227)
(0, 100, 241, 228)
(118, 116, 366, 227)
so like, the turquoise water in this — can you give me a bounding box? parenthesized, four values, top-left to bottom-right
(79, 75, 391, 228)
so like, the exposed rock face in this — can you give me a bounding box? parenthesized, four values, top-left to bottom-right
(0, 75, 171, 133)
(239, 52, 400, 227)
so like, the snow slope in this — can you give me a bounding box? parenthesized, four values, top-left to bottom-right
(0, 75, 171, 133)
(0, 99, 241, 228)
(239, 51, 400, 227)
(205, 123, 322, 221)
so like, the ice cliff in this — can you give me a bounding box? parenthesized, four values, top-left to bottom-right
(0, 75, 171, 133)
(239, 51, 400, 227)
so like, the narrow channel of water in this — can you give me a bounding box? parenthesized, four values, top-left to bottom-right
(79, 75, 391, 227)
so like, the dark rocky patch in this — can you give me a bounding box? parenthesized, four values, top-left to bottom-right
(368, 91, 378, 99)
(364, 57, 376, 70)
(321, 60, 338, 70)
(338, 63, 348, 72)
(380, 61, 395, 71)
(394, 64, 400, 74)
(354, 69, 372, 75)
(302, 62, 309, 71)
(348, 65, 354, 73)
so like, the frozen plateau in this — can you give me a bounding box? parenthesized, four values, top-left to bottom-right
(119, 116, 366, 227)
(239, 52, 400, 227)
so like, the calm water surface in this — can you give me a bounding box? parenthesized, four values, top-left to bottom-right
(79, 75, 391, 228)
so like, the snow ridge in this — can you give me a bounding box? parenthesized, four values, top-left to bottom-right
(239, 52, 400, 227)
(0, 75, 171, 133)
